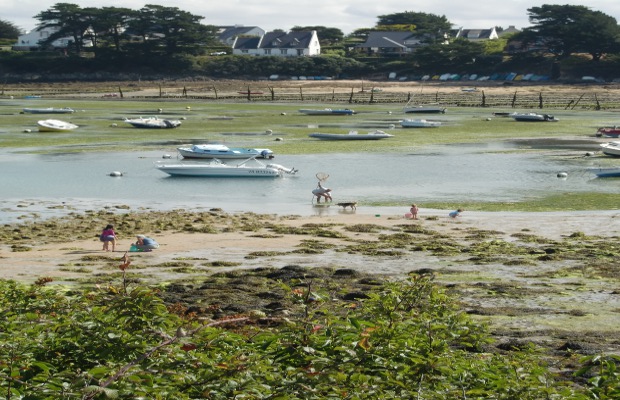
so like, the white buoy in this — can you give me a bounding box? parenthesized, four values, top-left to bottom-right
(281, 112, 287, 115)
(23, 129, 32, 133)
(266, 129, 273, 135)
(109, 171, 123, 177)
(585, 152, 594, 157)
(157, 108, 163, 113)
(388, 124, 396, 129)
(162, 154, 172, 159)
(186, 106, 191, 110)
(110, 123, 118, 127)
(275, 137, 283, 141)
(557, 172, 568, 178)
(387, 111, 392, 114)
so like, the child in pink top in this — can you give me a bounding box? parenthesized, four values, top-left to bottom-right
(100, 224, 117, 251)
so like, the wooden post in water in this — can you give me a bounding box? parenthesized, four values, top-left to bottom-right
(331, 89, 335, 101)
(118, 87, 124, 98)
(349, 87, 354, 103)
(481, 90, 486, 107)
(594, 93, 601, 110)
(299, 86, 303, 101)
(182, 86, 187, 98)
(246, 86, 251, 101)
(159, 85, 162, 98)
(538, 92, 543, 109)
(213, 85, 218, 99)
(370, 88, 375, 103)
(571, 94, 584, 109)
(511, 91, 517, 108)
(269, 86, 274, 101)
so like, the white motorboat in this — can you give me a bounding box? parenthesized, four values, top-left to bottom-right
(124, 117, 182, 129)
(298, 108, 355, 115)
(400, 119, 442, 128)
(510, 112, 558, 122)
(37, 119, 79, 132)
(600, 141, 620, 157)
(177, 144, 274, 159)
(403, 105, 446, 114)
(154, 157, 297, 177)
(23, 107, 75, 114)
(309, 130, 393, 140)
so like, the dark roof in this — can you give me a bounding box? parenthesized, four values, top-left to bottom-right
(454, 28, 495, 39)
(356, 31, 419, 48)
(218, 26, 262, 41)
(259, 31, 314, 49)
(234, 31, 315, 50)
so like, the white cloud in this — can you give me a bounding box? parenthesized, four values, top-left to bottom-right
(6, 0, 620, 35)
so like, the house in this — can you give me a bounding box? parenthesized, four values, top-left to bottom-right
(355, 32, 425, 56)
(498, 25, 521, 38)
(452, 27, 499, 41)
(217, 25, 264, 46)
(232, 30, 320, 57)
(12, 26, 93, 51)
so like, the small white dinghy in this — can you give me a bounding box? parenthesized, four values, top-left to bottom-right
(37, 119, 78, 132)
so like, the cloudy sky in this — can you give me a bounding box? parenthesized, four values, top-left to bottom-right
(5, 0, 620, 35)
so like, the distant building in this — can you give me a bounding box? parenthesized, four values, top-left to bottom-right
(12, 26, 93, 51)
(355, 32, 426, 56)
(452, 27, 499, 41)
(498, 25, 521, 37)
(232, 30, 320, 57)
(217, 25, 264, 46)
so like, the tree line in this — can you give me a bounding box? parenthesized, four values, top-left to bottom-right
(1, 5, 619, 80)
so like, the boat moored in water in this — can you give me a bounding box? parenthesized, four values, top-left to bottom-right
(177, 144, 274, 159)
(154, 157, 297, 177)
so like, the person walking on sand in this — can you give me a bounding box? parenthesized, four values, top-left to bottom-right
(449, 208, 463, 219)
(410, 204, 419, 219)
(100, 224, 118, 252)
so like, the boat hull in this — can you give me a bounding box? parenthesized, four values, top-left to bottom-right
(37, 119, 78, 132)
(24, 107, 75, 114)
(400, 119, 441, 128)
(511, 113, 558, 122)
(298, 108, 355, 115)
(309, 131, 393, 140)
(600, 141, 620, 157)
(591, 167, 620, 178)
(125, 118, 182, 129)
(597, 127, 620, 138)
(154, 159, 295, 178)
(403, 106, 446, 114)
(178, 145, 274, 159)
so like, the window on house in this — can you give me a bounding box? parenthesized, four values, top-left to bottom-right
(280, 49, 287, 55)
(297, 49, 304, 55)
(264, 49, 271, 55)
(241, 49, 248, 53)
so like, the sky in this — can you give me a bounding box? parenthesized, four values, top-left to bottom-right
(5, 0, 620, 35)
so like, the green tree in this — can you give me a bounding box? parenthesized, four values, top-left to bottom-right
(129, 5, 211, 56)
(34, 3, 93, 53)
(376, 11, 452, 42)
(413, 38, 485, 73)
(291, 25, 344, 45)
(522, 4, 620, 61)
(0, 20, 22, 39)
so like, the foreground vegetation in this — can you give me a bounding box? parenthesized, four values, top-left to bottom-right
(2, 275, 619, 399)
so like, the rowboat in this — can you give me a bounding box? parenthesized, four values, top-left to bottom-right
(511, 113, 558, 122)
(124, 117, 182, 129)
(298, 108, 355, 115)
(309, 130, 393, 140)
(37, 119, 78, 132)
(596, 126, 620, 138)
(590, 167, 620, 178)
(403, 105, 446, 114)
(23, 107, 75, 114)
(177, 144, 274, 159)
(154, 157, 297, 178)
(400, 119, 442, 128)
(599, 141, 620, 157)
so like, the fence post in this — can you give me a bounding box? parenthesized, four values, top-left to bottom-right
(119, 87, 123, 99)
(213, 85, 218, 99)
(349, 87, 354, 103)
(538, 92, 543, 109)
(269, 86, 274, 101)
(299, 86, 303, 101)
(511, 91, 517, 108)
(481, 91, 486, 107)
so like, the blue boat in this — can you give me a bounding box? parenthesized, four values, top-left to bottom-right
(590, 167, 620, 178)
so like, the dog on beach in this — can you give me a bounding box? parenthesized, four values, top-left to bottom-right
(336, 201, 357, 210)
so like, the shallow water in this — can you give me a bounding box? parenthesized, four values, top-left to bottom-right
(1, 142, 617, 224)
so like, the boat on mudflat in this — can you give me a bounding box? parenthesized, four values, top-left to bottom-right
(590, 167, 620, 178)
(400, 119, 442, 128)
(23, 107, 75, 114)
(403, 105, 446, 114)
(309, 130, 393, 140)
(154, 157, 297, 178)
(125, 117, 182, 129)
(37, 119, 78, 132)
(177, 144, 274, 159)
(596, 126, 620, 138)
(511, 112, 558, 122)
(298, 108, 355, 115)
(600, 141, 620, 157)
